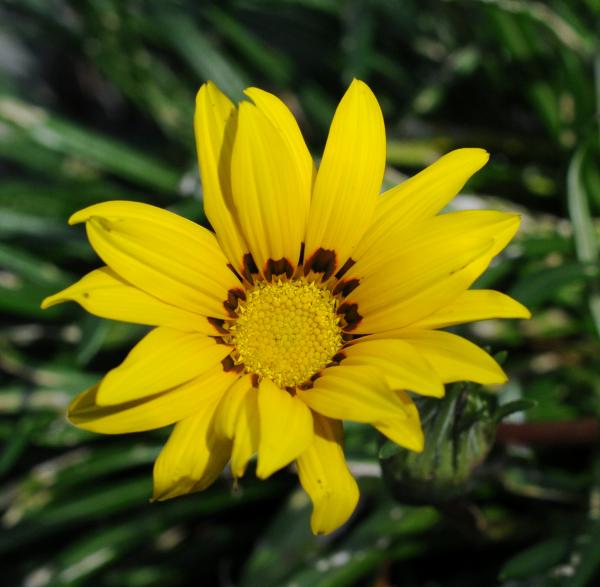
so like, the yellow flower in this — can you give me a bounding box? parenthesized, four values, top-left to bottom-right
(42, 79, 530, 535)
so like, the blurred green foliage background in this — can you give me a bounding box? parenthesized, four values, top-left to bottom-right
(1, 0, 600, 586)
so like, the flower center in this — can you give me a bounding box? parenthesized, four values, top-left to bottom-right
(230, 280, 343, 388)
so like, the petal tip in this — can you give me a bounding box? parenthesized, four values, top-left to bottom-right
(68, 208, 90, 225)
(40, 294, 58, 310)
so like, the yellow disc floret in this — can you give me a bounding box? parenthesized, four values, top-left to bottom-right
(231, 280, 342, 388)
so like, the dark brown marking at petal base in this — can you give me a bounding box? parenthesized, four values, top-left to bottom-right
(298, 242, 305, 265)
(298, 380, 314, 390)
(251, 373, 260, 388)
(264, 257, 294, 281)
(337, 302, 363, 331)
(333, 278, 360, 298)
(303, 248, 337, 281)
(241, 253, 259, 285)
(335, 257, 355, 280)
(332, 351, 346, 363)
(222, 355, 244, 374)
(207, 317, 228, 334)
(223, 288, 246, 316)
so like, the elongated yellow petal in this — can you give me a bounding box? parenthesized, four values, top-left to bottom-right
(213, 374, 253, 439)
(41, 267, 220, 334)
(152, 400, 231, 501)
(68, 367, 239, 434)
(354, 148, 489, 259)
(348, 233, 493, 333)
(97, 328, 232, 406)
(231, 100, 310, 278)
(256, 379, 313, 479)
(230, 386, 260, 478)
(414, 289, 531, 329)
(342, 339, 444, 397)
(297, 414, 359, 535)
(348, 210, 519, 282)
(375, 391, 424, 451)
(195, 82, 249, 273)
(70, 201, 240, 318)
(244, 87, 314, 191)
(376, 419, 424, 452)
(401, 330, 507, 384)
(352, 254, 491, 334)
(297, 365, 409, 423)
(304, 80, 385, 278)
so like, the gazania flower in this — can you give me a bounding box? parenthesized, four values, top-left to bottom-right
(42, 79, 529, 534)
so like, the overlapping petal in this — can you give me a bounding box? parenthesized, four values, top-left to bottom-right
(68, 366, 239, 434)
(70, 201, 240, 318)
(152, 399, 231, 501)
(257, 379, 313, 479)
(342, 339, 444, 397)
(297, 365, 410, 423)
(347, 239, 493, 334)
(195, 81, 249, 274)
(353, 148, 489, 260)
(400, 329, 507, 384)
(230, 386, 260, 478)
(213, 374, 254, 440)
(347, 210, 519, 283)
(231, 97, 311, 277)
(41, 267, 218, 334)
(304, 79, 386, 277)
(96, 327, 232, 406)
(297, 414, 359, 535)
(375, 392, 424, 451)
(244, 87, 314, 191)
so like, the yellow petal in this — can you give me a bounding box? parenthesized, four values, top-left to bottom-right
(68, 366, 239, 434)
(195, 82, 249, 274)
(401, 329, 507, 384)
(414, 289, 531, 329)
(297, 414, 359, 535)
(297, 365, 409, 424)
(70, 201, 240, 318)
(304, 79, 385, 278)
(346, 211, 521, 333)
(375, 392, 424, 451)
(230, 99, 310, 278)
(97, 328, 232, 406)
(41, 267, 220, 334)
(348, 229, 493, 334)
(353, 148, 489, 259)
(355, 252, 495, 334)
(342, 339, 444, 397)
(244, 86, 314, 190)
(213, 374, 254, 439)
(230, 386, 260, 478)
(256, 379, 313, 479)
(152, 401, 231, 501)
(348, 210, 519, 283)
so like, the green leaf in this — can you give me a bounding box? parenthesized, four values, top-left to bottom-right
(499, 534, 572, 580)
(0, 95, 181, 192)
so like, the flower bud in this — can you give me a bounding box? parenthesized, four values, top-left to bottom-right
(380, 384, 496, 504)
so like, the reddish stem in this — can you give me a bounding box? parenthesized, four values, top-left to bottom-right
(496, 418, 599, 445)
